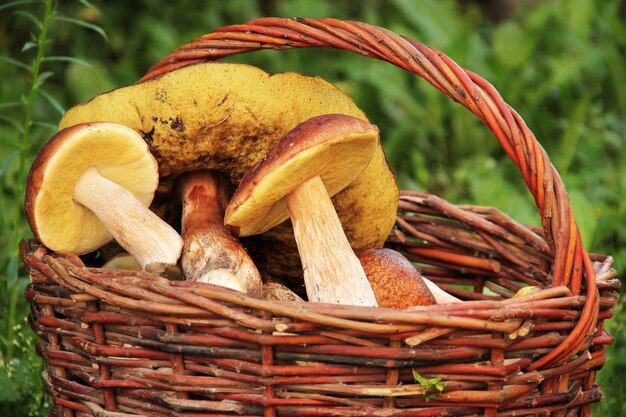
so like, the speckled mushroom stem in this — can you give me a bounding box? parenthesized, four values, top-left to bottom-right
(73, 166, 183, 274)
(180, 170, 262, 296)
(285, 175, 378, 306)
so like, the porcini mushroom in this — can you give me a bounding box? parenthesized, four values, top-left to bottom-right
(25, 122, 183, 273)
(225, 114, 380, 306)
(102, 252, 182, 280)
(354, 248, 436, 308)
(356, 248, 459, 305)
(58, 62, 399, 288)
(262, 280, 304, 302)
(179, 170, 262, 296)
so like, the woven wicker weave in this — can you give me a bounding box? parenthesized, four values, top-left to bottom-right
(24, 18, 620, 417)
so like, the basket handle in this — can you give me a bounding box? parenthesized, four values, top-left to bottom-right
(138, 17, 598, 371)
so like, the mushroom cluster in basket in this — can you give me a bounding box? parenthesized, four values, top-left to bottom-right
(25, 62, 458, 308)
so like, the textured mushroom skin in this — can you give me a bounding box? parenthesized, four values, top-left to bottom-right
(59, 62, 398, 283)
(262, 280, 304, 302)
(355, 248, 436, 308)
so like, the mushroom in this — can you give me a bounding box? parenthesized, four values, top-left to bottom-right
(25, 122, 183, 274)
(102, 252, 182, 280)
(58, 62, 399, 289)
(262, 280, 304, 302)
(179, 170, 262, 296)
(102, 253, 143, 271)
(355, 248, 459, 307)
(225, 114, 380, 306)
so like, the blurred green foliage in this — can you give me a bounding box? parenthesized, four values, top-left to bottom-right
(1, 1, 624, 416)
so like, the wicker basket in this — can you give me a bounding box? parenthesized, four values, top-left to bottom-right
(23, 18, 621, 417)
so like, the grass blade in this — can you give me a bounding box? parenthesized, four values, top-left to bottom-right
(0, 0, 37, 12)
(77, 0, 96, 7)
(0, 56, 30, 71)
(0, 115, 24, 131)
(33, 70, 54, 90)
(13, 10, 42, 28)
(53, 15, 108, 41)
(0, 151, 19, 175)
(43, 56, 92, 68)
(37, 89, 65, 116)
(0, 101, 23, 110)
(32, 121, 58, 132)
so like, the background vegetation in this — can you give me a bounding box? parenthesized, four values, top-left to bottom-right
(1, 0, 624, 416)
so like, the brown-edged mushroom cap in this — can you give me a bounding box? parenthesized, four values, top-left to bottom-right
(25, 122, 183, 273)
(226, 115, 380, 236)
(225, 114, 379, 306)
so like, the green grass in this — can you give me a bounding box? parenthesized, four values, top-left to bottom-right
(1, 1, 624, 416)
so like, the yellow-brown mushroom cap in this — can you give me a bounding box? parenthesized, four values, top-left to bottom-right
(225, 115, 380, 236)
(25, 122, 159, 254)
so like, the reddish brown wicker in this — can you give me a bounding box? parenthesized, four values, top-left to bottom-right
(23, 18, 620, 417)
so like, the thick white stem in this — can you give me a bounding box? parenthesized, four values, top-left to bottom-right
(422, 277, 461, 304)
(285, 176, 378, 306)
(73, 166, 183, 274)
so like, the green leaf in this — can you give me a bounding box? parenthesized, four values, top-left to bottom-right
(13, 9, 42, 28)
(0, 367, 21, 402)
(412, 369, 426, 385)
(0, 56, 30, 71)
(44, 56, 92, 68)
(53, 15, 108, 41)
(77, 0, 96, 7)
(0, 101, 23, 110)
(21, 41, 38, 53)
(0, 0, 37, 12)
(32, 121, 59, 132)
(33, 70, 55, 90)
(37, 89, 65, 116)
(0, 151, 19, 175)
(0, 115, 23, 132)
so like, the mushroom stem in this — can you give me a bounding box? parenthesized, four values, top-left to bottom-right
(180, 170, 262, 296)
(73, 166, 183, 274)
(285, 175, 378, 306)
(422, 277, 462, 304)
